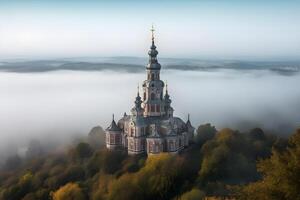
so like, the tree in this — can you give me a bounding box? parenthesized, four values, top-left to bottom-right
(249, 128, 265, 140)
(52, 182, 86, 200)
(0, 172, 33, 200)
(71, 143, 93, 161)
(136, 153, 185, 200)
(87, 126, 106, 149)
(195, 123, 217, 146)
(107, 174, 142, 200)
(3, 155, 22, 171)
(199, 128, 258, 189)
(179, 188, 205, 200)
(238, 129, 300, 200)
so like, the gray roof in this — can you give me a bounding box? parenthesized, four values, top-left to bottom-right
(106, 119, 121, 131)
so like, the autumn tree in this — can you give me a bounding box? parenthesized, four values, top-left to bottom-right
(52, 182, 86, 200)
(238, 129, 300, 200)
(179, 188, 205, 200)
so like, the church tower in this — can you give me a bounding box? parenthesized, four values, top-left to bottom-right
(105, 27, 194, 155)
(142, 25, 169, 117)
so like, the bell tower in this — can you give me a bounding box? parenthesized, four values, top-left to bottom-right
(142, 25, 166, 117)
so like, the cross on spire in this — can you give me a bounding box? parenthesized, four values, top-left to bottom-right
(150, 24, 155, 42)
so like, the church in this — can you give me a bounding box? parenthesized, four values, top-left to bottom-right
(105, 27, 195, 155)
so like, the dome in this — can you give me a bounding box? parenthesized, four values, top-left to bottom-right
(148, 49, 158, 57)
(147, 62, 161, 70)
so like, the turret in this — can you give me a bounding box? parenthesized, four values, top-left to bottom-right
(164, 82, 174, 117)
(186, 114, 195, 142)
(131, 86, 144, 117)
(105, 114, 122, 150)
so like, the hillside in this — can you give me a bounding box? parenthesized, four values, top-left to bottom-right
(0, 124, 299, 200)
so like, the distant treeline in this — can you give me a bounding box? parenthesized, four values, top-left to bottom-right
(0, 59, 299, 75)
(0, 124, 299, 200)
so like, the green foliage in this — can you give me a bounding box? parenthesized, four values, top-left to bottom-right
(238, 129, 300, 200)
(0, 124, 294, 200)
(199, 128, 259, 187)
(72, 142, 93, 161)
(195, 123, 217, 146)
(0, 172, 34, 200)
(107, 174, 142, 200)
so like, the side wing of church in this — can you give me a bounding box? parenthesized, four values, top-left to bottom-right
(105, 27, 195, 155)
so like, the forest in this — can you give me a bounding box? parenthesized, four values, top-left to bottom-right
(0, 124, 299, 200)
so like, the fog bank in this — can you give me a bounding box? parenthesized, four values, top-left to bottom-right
(0, 69, 299, 159)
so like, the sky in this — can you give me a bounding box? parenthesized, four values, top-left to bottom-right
(0, 0, 300, 60)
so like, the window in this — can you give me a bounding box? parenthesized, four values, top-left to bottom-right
(143, 92, 146, 100)
(151, 105, 155, 112)
(116, 134, 121, 143)
(110, 135, 115, 144)
(156, 105, 160, 112)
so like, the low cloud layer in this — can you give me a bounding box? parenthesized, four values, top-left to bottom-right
(0, 60, 299, 161)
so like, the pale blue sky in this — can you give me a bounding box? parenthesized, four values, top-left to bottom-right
(0, 0, 299, 60)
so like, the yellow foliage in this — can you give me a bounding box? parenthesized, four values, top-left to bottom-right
(52, 182, 85, 200)
(179, 188, 205, 200)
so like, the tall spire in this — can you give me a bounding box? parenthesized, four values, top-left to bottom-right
(134, 84, 142, 109)
(186, 113, 192, 128)
(151, 24, 155, 45)
(147, 25, 161, 70)
(165, 80, 169, 95)
(164, 80, 172, 107)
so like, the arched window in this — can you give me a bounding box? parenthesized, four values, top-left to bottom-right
(143, 92, 146, 100)
(151, 73, 155, 80)
(151, 93, 155, 100)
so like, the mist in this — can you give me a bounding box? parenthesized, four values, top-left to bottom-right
(0, 66, 300, 162)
